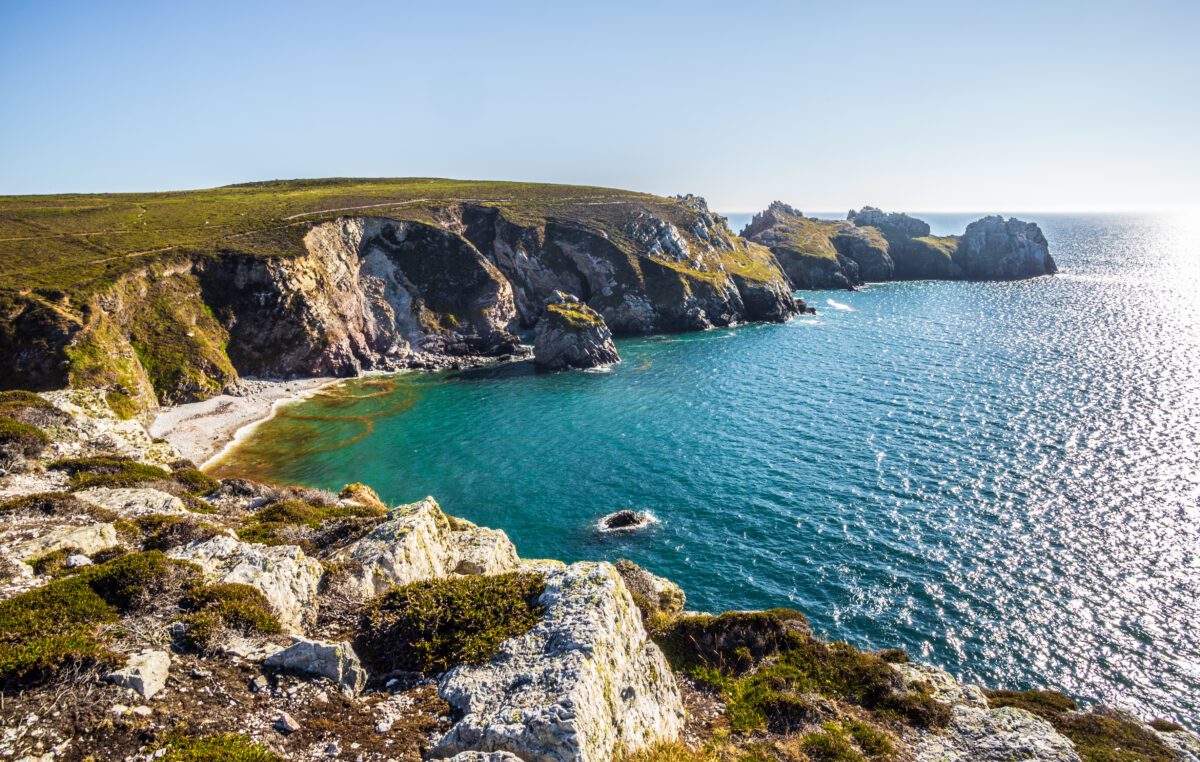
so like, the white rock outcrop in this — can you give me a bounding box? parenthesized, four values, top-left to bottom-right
(75, 487, 187, 517)
(331, 497, 519, 596)
(895, 663, 1080, 762)
(13, 522, 118, 561)
(37, 389, 179, 465)
(105, 650, 171, 699)
(168, 535, 323, 632)
(263, 637, 368, 696)
(433, 562, 685, 762)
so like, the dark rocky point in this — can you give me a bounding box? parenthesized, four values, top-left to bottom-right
(533, 292, 620, 371)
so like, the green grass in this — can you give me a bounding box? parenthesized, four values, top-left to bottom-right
(358, 572, 546, 675)
(0, 551, 197, 686)
(156, 733, 281, 761)
(545, 300, 605, 329)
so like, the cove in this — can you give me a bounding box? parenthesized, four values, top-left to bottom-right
(211, 214, 1200, 725)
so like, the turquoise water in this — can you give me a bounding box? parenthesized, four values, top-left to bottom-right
(213, 214, 1200, 725)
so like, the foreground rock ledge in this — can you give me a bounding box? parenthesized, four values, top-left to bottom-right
(434, 561, 685, 761)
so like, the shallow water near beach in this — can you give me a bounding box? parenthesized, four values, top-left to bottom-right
(212, 213, 1200, 724)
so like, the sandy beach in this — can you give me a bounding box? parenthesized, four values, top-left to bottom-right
(149, 377, 340, 467)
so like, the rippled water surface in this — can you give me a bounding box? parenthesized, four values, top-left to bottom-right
(213, 214, 1200, 724)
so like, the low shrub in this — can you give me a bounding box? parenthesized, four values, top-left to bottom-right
(358, 572, 545, 675)
(800, 723, 865, 762)
(1149, 719, 1185, 733)
(0, 415, 49, 460)
(48, 454, 222, 496)
(0, 551, 197, 686)
(1053, 712, 1175, 762)
(50, 455, 172, 491)
(876, 648, 908, 664)
(844, 720, 896, 758)
(180, 582, 281, 650)
(655, 608, 810, 674)
(659, 611, 950, 734)
(985, 689, 1174, 761)
(27, 547, 83, 577)
(136, 514, 222, 551)
(156, 732, 281, 761)
(1, 491, 86, 516)
(238, 499, 386, 551)
(875, 688, 952, 728)
(0, 390, 69, 428)
(984, 688, 1079, 718)
(170, 466, 221, 497)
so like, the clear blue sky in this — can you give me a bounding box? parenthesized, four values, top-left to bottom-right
(2, 0, 1197, 211)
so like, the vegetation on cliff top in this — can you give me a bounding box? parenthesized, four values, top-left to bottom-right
(545, 299, 606, 330)
(0, 178, 669, 298)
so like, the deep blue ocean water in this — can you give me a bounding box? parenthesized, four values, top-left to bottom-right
(212, 213, 1200, 724)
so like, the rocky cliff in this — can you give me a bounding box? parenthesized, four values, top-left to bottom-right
(743, 203, 1057, 289)
(0, 182, 799, 417)
(0, 391, 1195, 761)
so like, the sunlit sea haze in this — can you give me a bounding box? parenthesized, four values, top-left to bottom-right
(211, 213, 1200, 724)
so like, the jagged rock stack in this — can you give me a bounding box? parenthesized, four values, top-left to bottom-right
(533, 292, 620, 371)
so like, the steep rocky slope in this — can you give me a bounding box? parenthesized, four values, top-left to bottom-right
(0, 181, 798, 416)
(743, 202, 1057, 289)
(0, 391, 1195, 761)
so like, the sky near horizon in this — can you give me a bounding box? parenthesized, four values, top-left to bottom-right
(1, 1, 1198, 212)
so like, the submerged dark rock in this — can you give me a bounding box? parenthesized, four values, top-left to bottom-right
(599, 509, 651, 531)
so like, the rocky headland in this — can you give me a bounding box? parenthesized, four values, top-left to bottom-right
(741, 202, 1057, 290)
(0, 390, 1196, 761)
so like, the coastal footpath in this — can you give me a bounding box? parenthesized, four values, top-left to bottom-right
(0, 390, 1197, 761)
(1, 179, 1052, 420)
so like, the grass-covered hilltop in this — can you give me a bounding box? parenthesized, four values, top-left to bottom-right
(0, 390, 1196, 761)
(1, 178, 1054, 418)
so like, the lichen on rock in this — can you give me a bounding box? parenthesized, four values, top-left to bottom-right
(331, 496, 520, 597)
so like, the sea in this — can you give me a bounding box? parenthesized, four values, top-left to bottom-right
(210, 212, 1200, 725)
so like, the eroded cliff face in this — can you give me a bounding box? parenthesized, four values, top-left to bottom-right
(1, 197, 799, 415)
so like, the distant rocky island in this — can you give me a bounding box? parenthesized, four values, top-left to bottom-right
(742, 202, 1057, 290)
(5, 180, 1191, 762)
